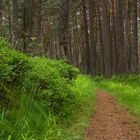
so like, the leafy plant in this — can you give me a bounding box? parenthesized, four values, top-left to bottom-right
(0, 38, 95, 140)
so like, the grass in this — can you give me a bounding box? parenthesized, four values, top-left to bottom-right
(0, 75, 95, 140)
(95, 75, 140, 116)
(65, 75, 96, 139)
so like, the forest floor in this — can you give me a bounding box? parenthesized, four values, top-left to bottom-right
(85, 90, 140, 140)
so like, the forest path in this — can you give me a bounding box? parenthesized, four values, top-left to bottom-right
(85, 90, 140, 140)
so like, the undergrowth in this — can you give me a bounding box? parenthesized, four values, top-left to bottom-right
(0, 38, 95, 140)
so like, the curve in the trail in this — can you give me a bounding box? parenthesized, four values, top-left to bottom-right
(85, 90, 140, 140)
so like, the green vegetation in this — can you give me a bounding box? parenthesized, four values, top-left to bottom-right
(0, 38, 95, 140)
(95, 75, 140, 116)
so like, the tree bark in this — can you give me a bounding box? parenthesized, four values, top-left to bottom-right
(100, 0, 112, 77)
(82, 0, 90, 74)
(0, 0, 2, 35)
(89, 0, 96, 75)
(116, 0, 126, 73)
(6, 0, 12, 41)
(59, 0, 69, 58)
(36, 0, 42, 42)
(131, 0, 138, 72)
(13, 0, 19, 42)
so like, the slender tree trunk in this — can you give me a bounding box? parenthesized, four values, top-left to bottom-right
(111, 0, 118, 74)
(80, 7, 85, 72)
(0, 0, 2, 35)
(82, 0, 90, 74)
(36, 0, 42, 42)
(131, 0, 138, 72)
(89, 0, 96, 75)
(100, 0, 112, 77)
(6, 0, 12, 41)
(59, 0, 69, 58)
(125, 0, 132, 73)
(27, 0, 33, 41)
(96, 0, 104, 75)
(116, 0, 126, 73)
(13, 0, 19, 42)
(23, 0, 27, 52)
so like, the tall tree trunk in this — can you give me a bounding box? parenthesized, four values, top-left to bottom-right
(131, 0, 138, 72)
(13, 0, 19, 42)
(100, 0, 112, 77)
(27, 0, 33, 41)
(0, 0, 2, 35)
(23, 0, 27, 52)
(59, 0, 69, 58)
(6, 0, 12, 41)
(98, 1, 104, 75)
(36, 0, 42, 42)
(89, 0, 96, 75)
(125, 0, 132, 73)
(82, 0, 90, 74)
(23, 0, 34, 53)
(111, 0, 118, 74)
(116, 0, 126, 73)
(80, 7, 86, 72)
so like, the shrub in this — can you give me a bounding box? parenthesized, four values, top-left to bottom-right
(24, 57, 79, 115)
(0, 38, 79, 113)
(0, 38, 95, 140)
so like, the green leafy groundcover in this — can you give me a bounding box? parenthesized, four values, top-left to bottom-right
(95, 75, 140, 116)
(0, 38, 95, 140)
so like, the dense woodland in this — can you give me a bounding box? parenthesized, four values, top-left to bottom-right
(0, 0, 140, 77)
(0, 0, 140, 140)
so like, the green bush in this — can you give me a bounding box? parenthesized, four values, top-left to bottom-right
(0, 38, 79, 113)
(0, 38, 30, 107)
(0, 38, 95, 140)
(0, 38, 29, 83)
(24, 57, 79, 115)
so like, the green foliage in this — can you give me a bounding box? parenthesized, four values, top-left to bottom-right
(0, 37, 79, 112)
(96, 75, 140, 116)
(0, 38, 29, 83)
(0, 38, 95, 140)
(64, 75, 95, 139)
(111, 75, 140, 87)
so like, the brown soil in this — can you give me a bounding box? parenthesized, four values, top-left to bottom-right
(85, 90, 140, 140)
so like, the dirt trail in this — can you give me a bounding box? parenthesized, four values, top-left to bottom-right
(85, 90, 140, 140)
